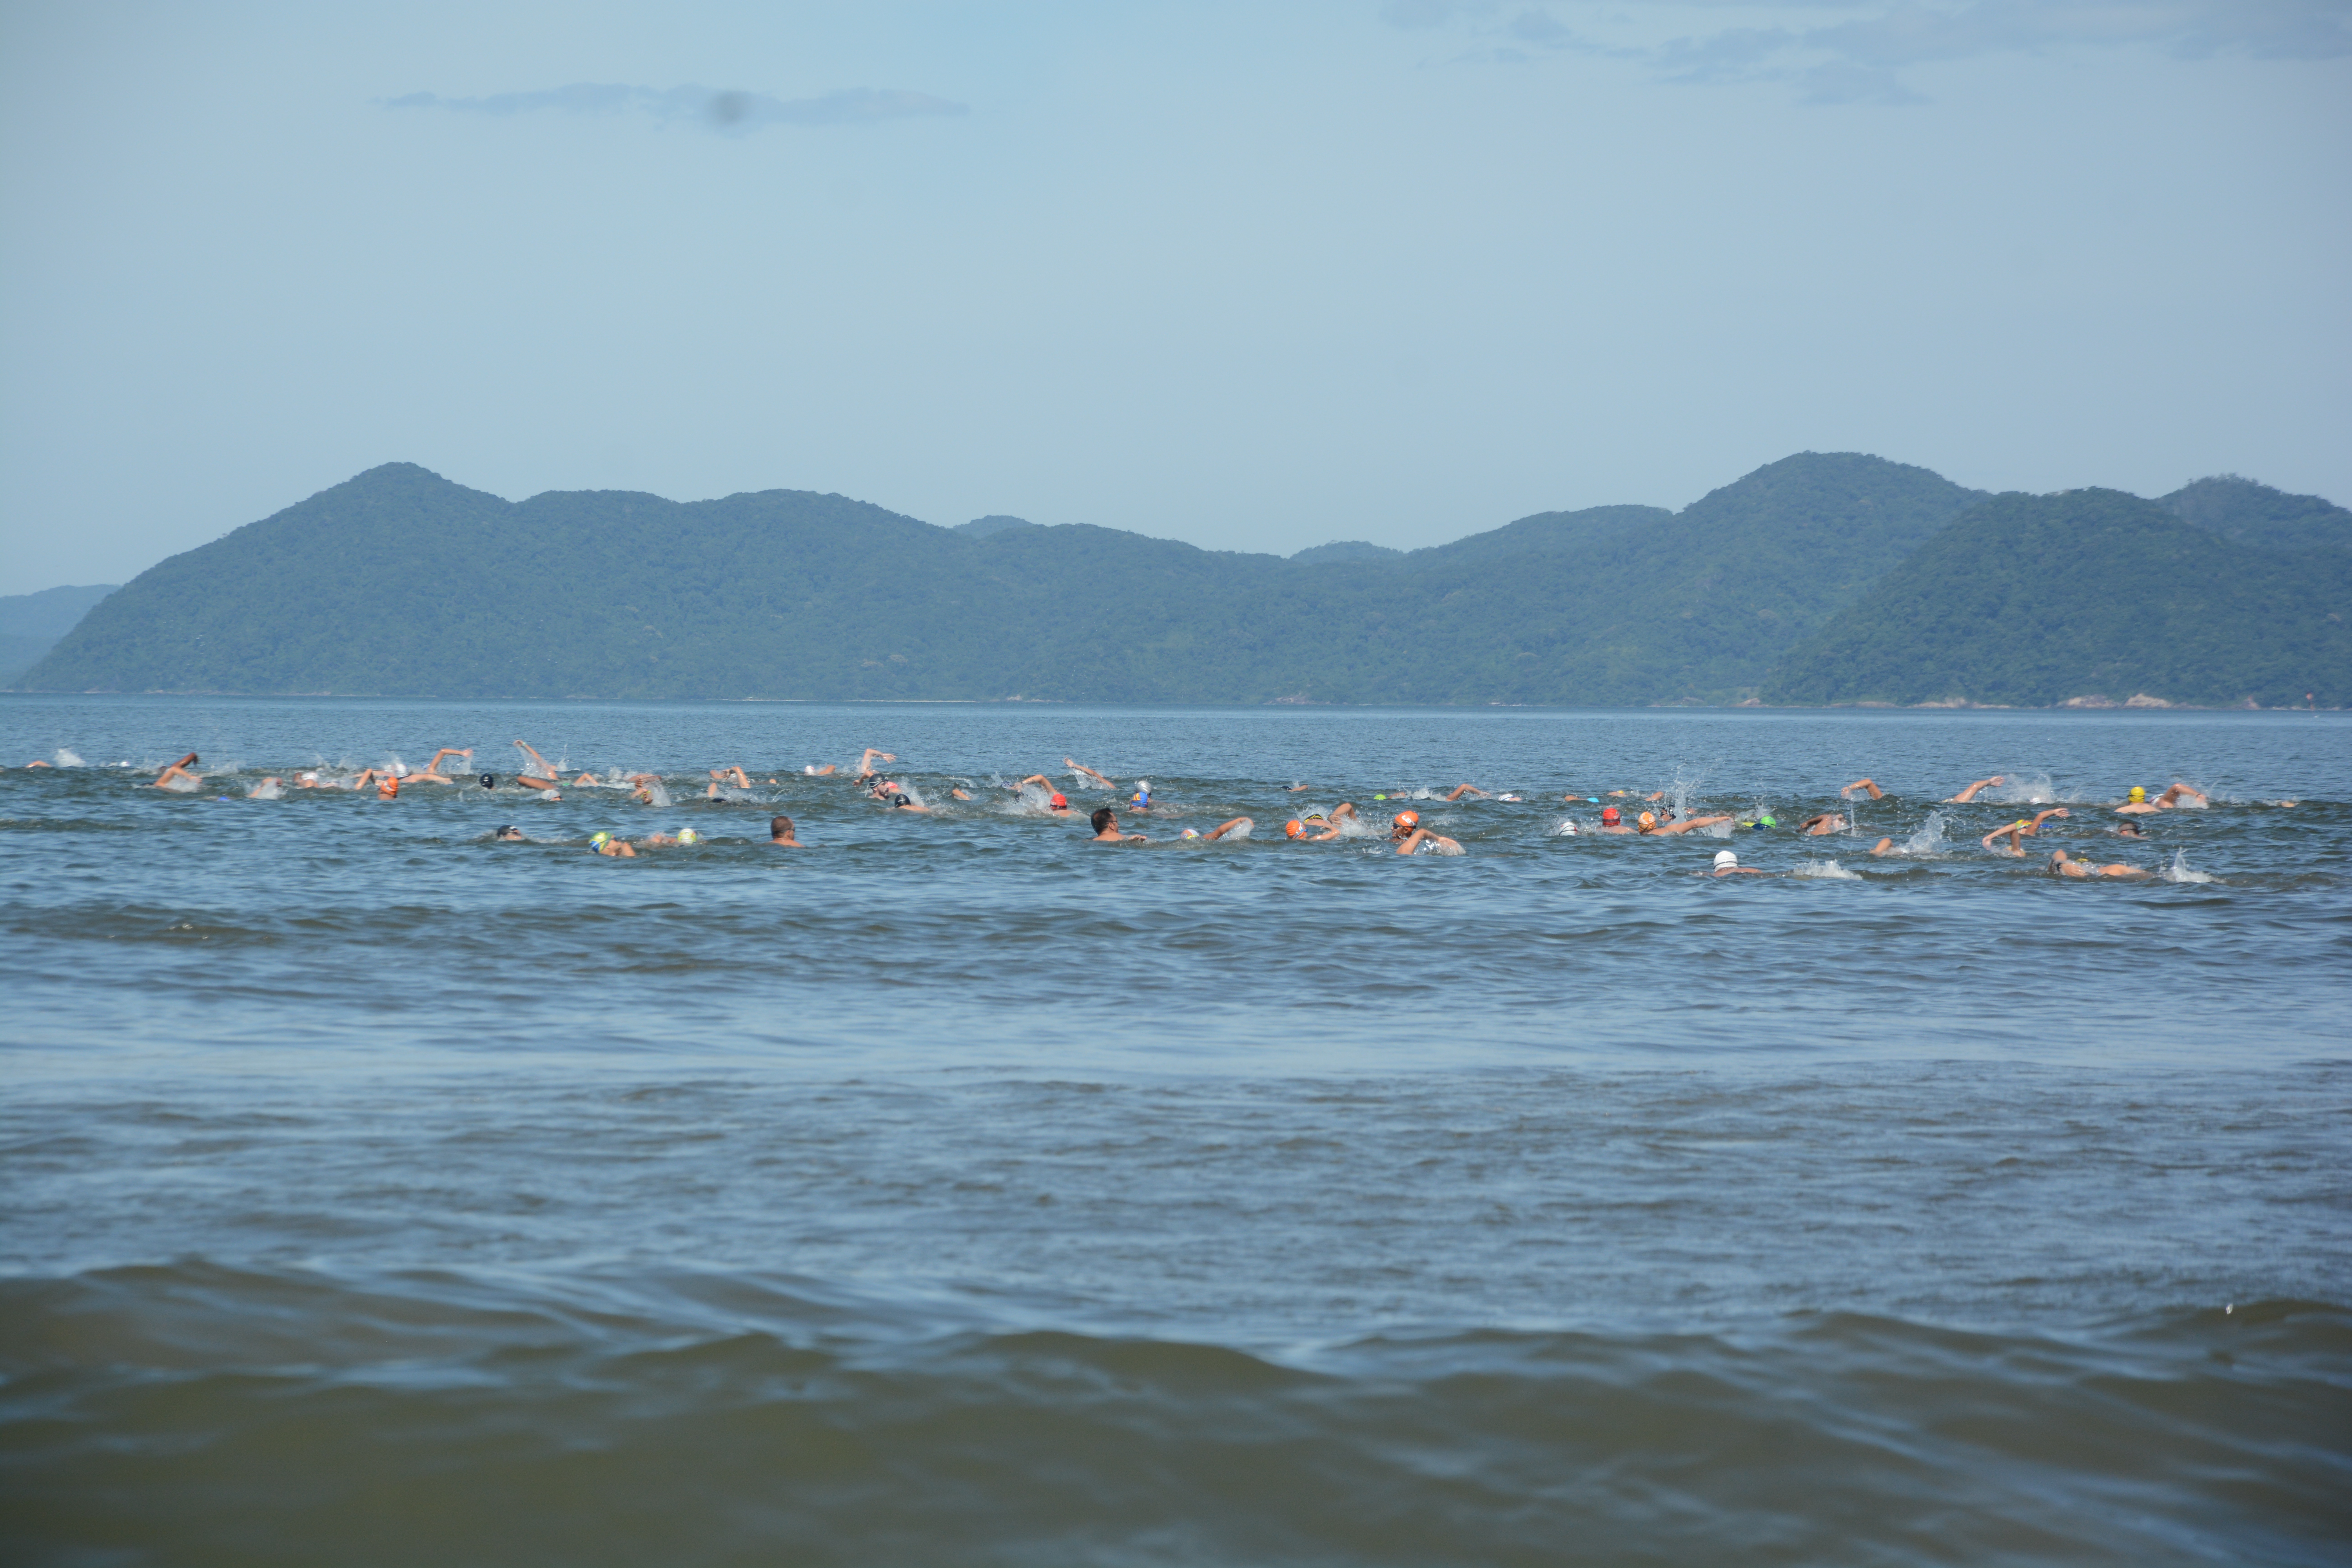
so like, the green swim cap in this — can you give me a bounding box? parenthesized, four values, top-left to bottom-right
(1374, 793, 1387, 800)
(677, 829, 699, 845)
(1757, 815, 1776, 828)
(589, 831, 611, 846)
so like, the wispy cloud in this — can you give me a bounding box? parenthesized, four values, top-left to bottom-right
(1382, 1, 2352, 102)
(384, 83, 968, 133)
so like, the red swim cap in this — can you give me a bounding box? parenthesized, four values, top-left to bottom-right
(1049, 793, 1068, 808)
(1600, 806, 1619, 823)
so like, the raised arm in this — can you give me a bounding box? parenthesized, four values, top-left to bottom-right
(423, 748, 473, 774)
(1442, 784, 1490, 801)
(1064, 758, 1115, 788)
(1656, 814, 1734, 835)
(2155, 783, 2208, 807)
(853, 748, 896, 779)
(150, 752, 201, 788)
(514, 740, 555, 776)
(1840, 778, 1884, 800)
(1203, 817, 1254, 840)
(2026, 808, 2069, 833)
(1982, 824, 2025, 855)
(1018, 774, 1055, 788)
(1945, 776, 2005, 803)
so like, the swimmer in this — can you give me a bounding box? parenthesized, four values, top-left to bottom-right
(1711, 849, 1767, 877)
(150, 752, 202, 791)
(1982, 822, 2028, 857)
(1944, 776, 2006, 804)
(1591, 806, 1635, 834)
(1841, 778, 1884, 800)
(511, 740, 566, 792)
(2050, 849, 2148, 879)
(851, 749, 896, 782)
(950, 787, 975, 801)
(1065, 758, 1116, 789)
(2116, 783, 2208, 815)
(1045, 791, 1072, 816)
(21, 759, 51, 768)
(1285, 782, 1310, 793)
(1127, 780, 1153, 813)
(870, 780, 931, 812)
(588, 831, 635, 858)
(1197, 817, 1253, 841)
(1642, 812, 1736, 836)
(399, 748, 473, 784)
(769, 815, 804, 847)
(2111, 819, 2147, 838)
(1798, 813, 1847, 836)
(709, 766, 753, 791)
(1388, 810, 1461, 855)
(493, 824, 526, 841)
(627, 773, 671, 806)
(1441, 784, 1490, 801)
(1089, 806, 1147, 842)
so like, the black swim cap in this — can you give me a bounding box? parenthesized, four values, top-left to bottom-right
(481, 773, 496, 788)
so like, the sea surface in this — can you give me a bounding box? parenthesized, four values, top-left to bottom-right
(2, 696, 2347, 1566)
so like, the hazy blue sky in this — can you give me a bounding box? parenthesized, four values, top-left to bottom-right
(3, 1, 2347, 593)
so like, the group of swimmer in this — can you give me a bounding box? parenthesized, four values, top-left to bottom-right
(61, 740, 2272, 878)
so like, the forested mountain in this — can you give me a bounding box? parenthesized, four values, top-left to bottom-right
(2158, 475, 2352, 553)
(1765, 489, 2352, 708)
(19, 453, 1985, 704)
(0, 584, 118, 686)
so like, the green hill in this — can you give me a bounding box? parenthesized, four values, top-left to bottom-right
(2159, 475, 2352, 553)
(21, 452, 1984, 704)
(1764, 489, 2352, 708)
(0, 584, 119, 684)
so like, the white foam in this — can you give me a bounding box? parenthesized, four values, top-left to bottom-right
(1221, 819, 1254, 840)
(247, 779, 283, 800)
(2160, 850, 2218, 884)
(1790, 858, 1862, 880)
(1886, 810, 1951, 858)
(53, 748, 85, 768)
(1701, 819, 1734, 839)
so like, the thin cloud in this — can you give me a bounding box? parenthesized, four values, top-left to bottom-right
(384, 84, 968, 133)
(1383, 0, 2352, 100)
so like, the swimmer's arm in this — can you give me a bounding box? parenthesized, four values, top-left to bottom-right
(1653, 815, 1732, 835)
(2026, 808, 2069, 833)
(424, 749, 472, 773)
(1841, 778, 1883, 800)
(809, 763, 837, 777)
(1945, 776, 2004, 803)
(1395, 828, 1432, 855)
(951, 788, 973, 800)
(1330, 802, 1357, 821)
(1443, 784, 1488, 801)
(514, 741, 555, 775)
(1203, 817, 1252, 840)
(1064, 759, 1114, 788)
(1870, 837, 1895, 856)
(1018, 775, 1055, 788)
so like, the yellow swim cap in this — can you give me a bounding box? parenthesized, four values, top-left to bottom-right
(2128, 786, 2145, 802)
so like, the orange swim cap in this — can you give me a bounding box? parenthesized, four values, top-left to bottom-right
(1638, 811, 1656, 829)
(1284, 820, 1304, 838)
(1394, 810, 1419, 829)
(377, 775, 399, 799)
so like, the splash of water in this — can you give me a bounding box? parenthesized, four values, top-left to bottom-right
(1791, 859, 1862, 880)
(639, 781, 673, 808)
(53, 748, 85, 767)
(1891, 811, 1951, 857)
(247, 779, 284, 800)
(2160, 850, 2218, 885)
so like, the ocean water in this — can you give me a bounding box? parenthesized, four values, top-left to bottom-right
(2, 696, 2347, 1566)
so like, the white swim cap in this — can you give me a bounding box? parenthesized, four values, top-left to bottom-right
(677, 829, 699, 845)
(1713, 850, 1737, 868)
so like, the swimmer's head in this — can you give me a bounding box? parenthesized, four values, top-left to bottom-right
(1638, 811, 1657, 829)
(1713, 850, 1737, 869)
(2128, 786, 2146, 802)
(1285, 820, 1304, 838)
(677, 829, 699, 845)
(1049, 792, 1068, 809)
(1600, 806, 1620, 824)
(1393, 810, 1419, 830)
(494, 825, 523, 840)
(2014, 819, 2029, 829)
(769, 815, 794, 840)
(1181, 828, 1201, 839)
(1091, 806, 1116, 834)
(589, 831, 612, 847)
(1374, 794, 1387, 801)
(1757, 815, 1777, 828)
